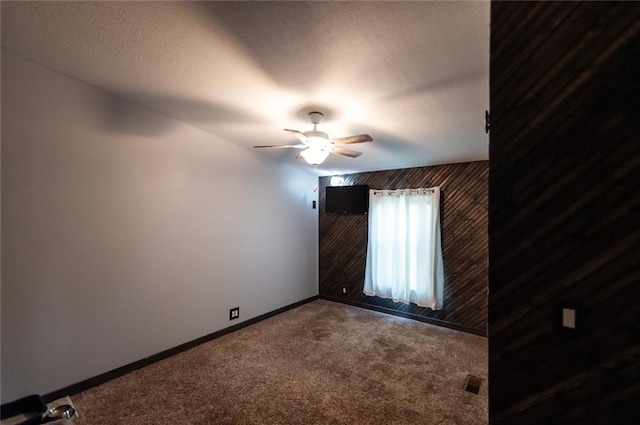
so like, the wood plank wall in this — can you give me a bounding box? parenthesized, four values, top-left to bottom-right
(489, 2, 640, 423)
(319, 161, 488, 336)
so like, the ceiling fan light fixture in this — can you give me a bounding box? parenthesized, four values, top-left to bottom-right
(306, 135, 330, 149)
(300, 148, 329, 165)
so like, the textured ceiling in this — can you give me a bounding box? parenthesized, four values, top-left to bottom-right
(1, 1, 490, 176)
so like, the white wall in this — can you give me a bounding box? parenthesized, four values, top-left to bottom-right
(1, 51, 318, 402)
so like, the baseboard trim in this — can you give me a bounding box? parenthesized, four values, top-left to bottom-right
(44, 295, 320, 403)
(319, 295, 486, 337)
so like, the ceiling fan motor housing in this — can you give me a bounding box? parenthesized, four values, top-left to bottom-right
(303, 130, 331, 150)
(304, 130, 329, 140)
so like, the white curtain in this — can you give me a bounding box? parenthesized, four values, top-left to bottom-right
(364, 187, 444, 310)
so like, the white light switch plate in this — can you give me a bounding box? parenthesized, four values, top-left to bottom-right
(562, 308, 576, 329)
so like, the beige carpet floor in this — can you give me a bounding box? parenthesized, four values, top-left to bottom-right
(72, 300, 488, 424)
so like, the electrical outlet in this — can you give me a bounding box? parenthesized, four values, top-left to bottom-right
(342, 287, 347, 294)
(230, 307, 239, 320)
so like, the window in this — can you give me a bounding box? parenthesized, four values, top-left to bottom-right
(363, 187, 444, 310)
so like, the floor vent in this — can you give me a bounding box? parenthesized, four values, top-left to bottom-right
(464, 375, 483, 394)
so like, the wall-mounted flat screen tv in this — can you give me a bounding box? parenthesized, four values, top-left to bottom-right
(326, 185, 369, 214)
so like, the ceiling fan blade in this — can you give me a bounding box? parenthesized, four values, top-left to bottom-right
(284, 129, 310, 144)
(253, 144, 306, 149)
(331, 147, 362, 158)
(331, 134, 372, 145)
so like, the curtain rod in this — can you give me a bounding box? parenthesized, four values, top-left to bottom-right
(372, 188, 438, 195)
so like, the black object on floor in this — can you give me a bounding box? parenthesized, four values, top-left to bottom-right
(0, 394, 47, 425)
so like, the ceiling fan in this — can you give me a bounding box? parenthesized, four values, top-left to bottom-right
(253, 112, 372, 165)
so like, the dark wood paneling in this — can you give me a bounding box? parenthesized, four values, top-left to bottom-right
(489, 1, 640, 423)
(319, 161, 488, 335)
